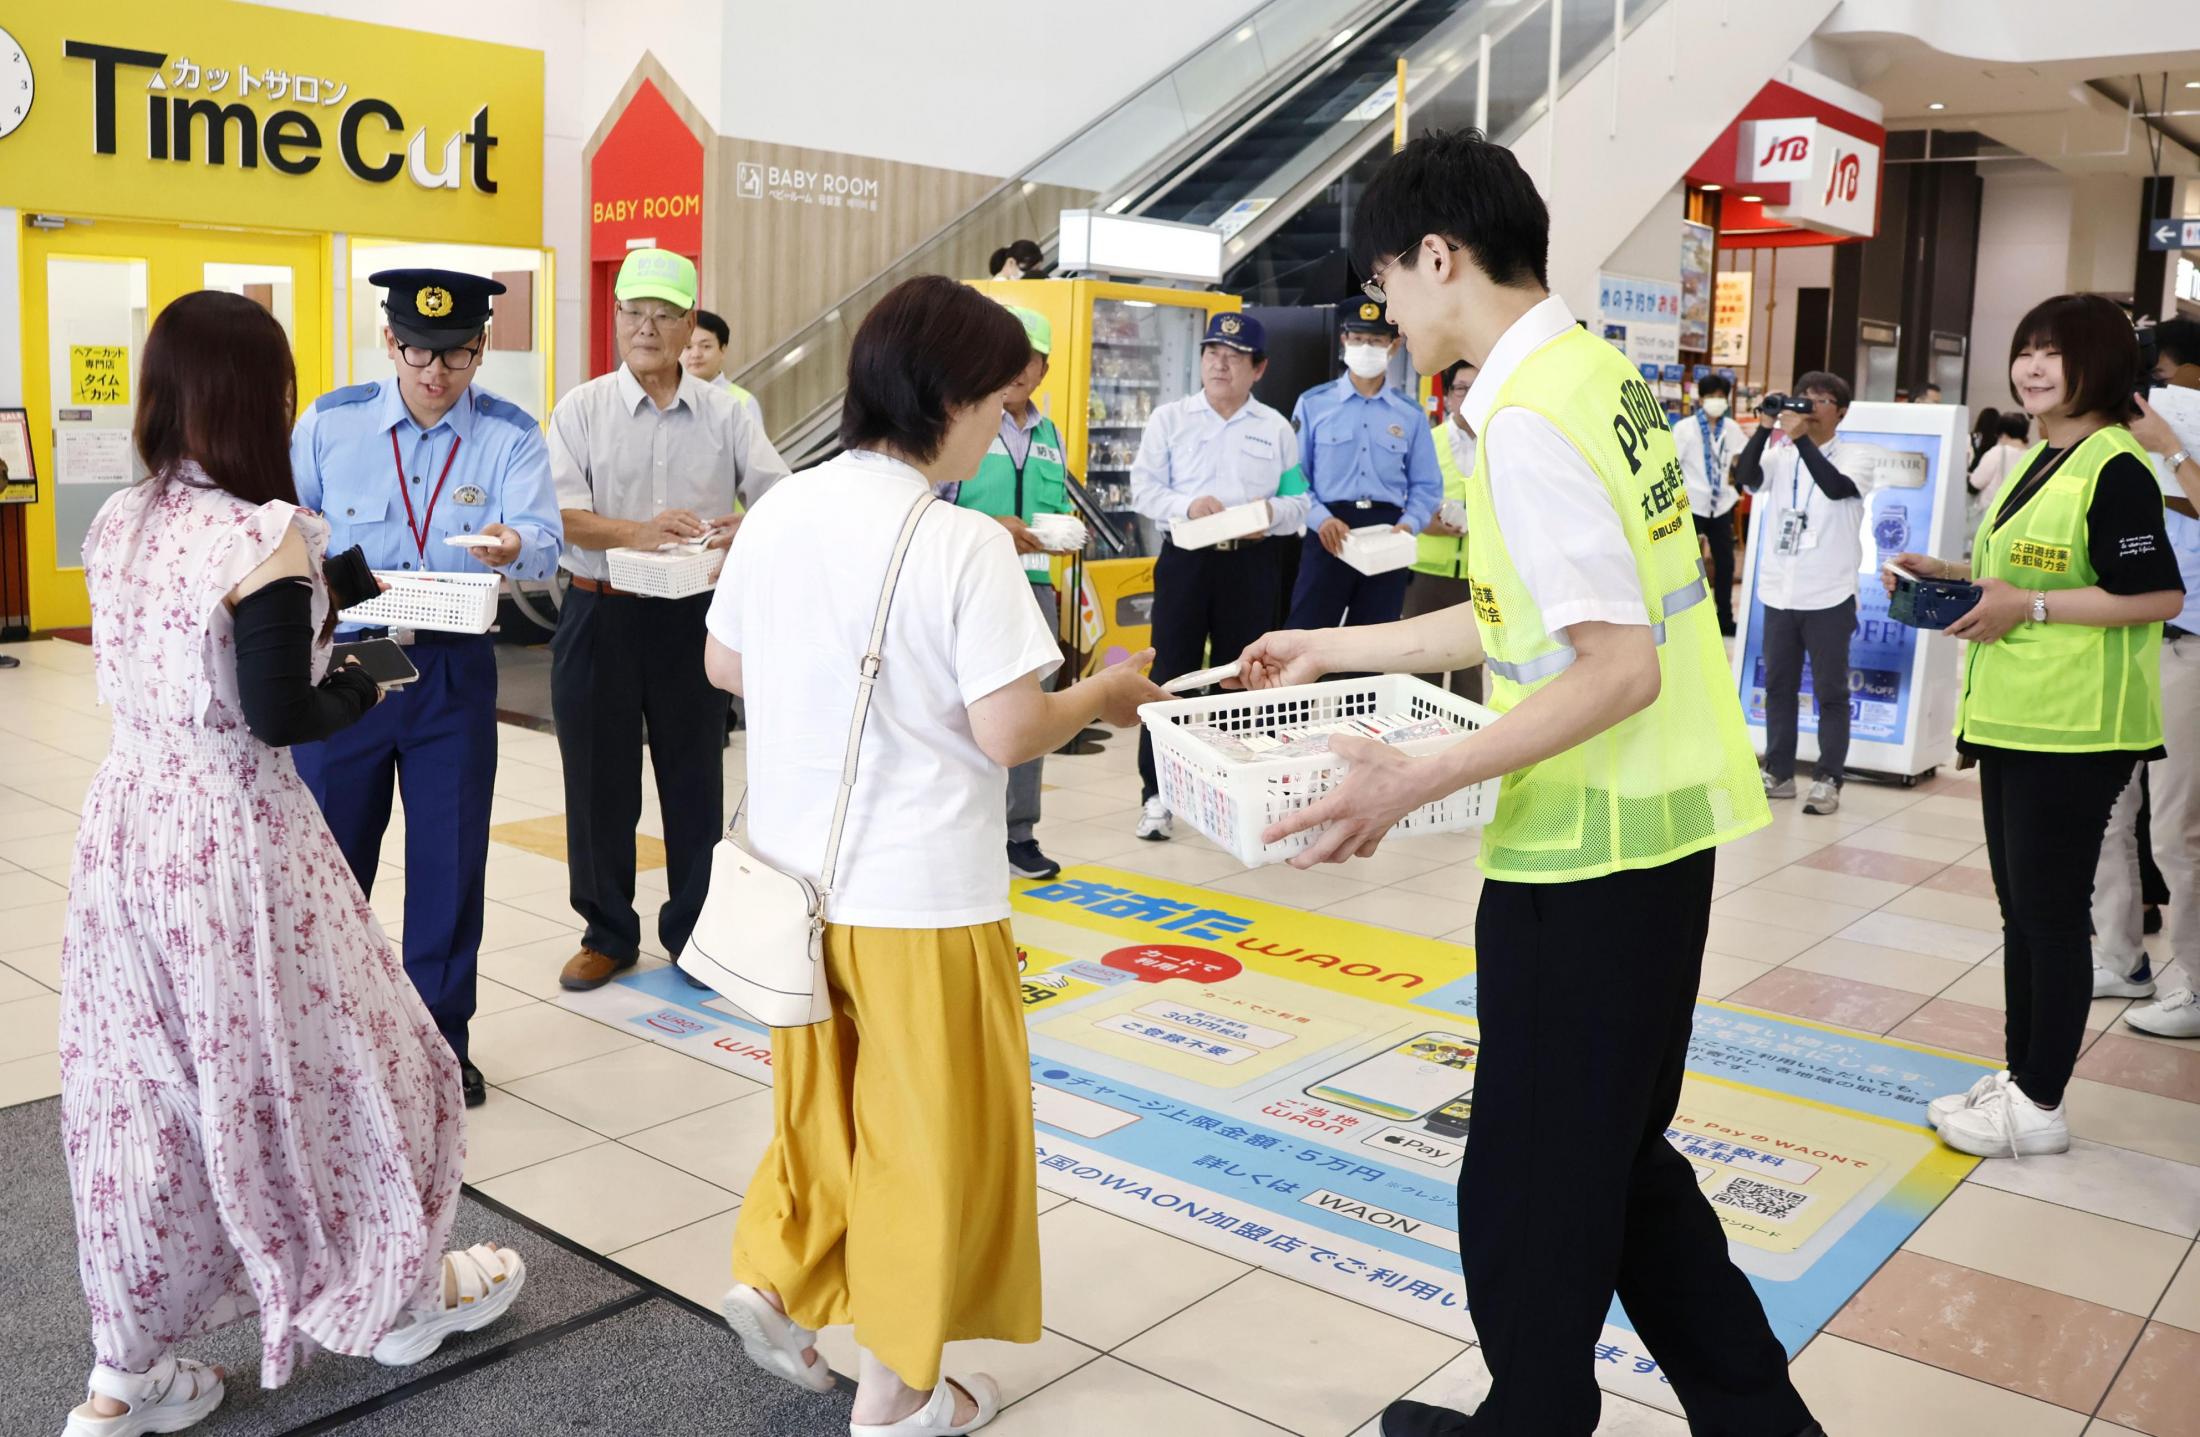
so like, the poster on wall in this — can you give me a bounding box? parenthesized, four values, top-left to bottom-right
(0, 411, 36, 505)
(1731, 402, 1967, 780)
(1597, 273, 1681, 367)
(1679, 222, 1715, 352)
(1712, 271, 1753, 366)
(572, 863, 1984, 1417)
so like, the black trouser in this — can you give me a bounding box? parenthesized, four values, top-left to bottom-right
(1287, 500, 1411, 630)
(1465, 848, 1814, 1437)
(550, 586, 729, 964)
(1760, 596, 1855, 787)
(1138, 540, 1282, 801)
(1978, 747, 2141, 1108)
(1694, 509, 1737, 636)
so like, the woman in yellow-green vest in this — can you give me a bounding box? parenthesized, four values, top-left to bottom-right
(1239, 133, 1819, 1437)
(945, 303, 1079, 882)
(1400, 358, 1483, 699)
(1892, 294, 2185, 1162)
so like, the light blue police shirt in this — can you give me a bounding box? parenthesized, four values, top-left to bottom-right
(1290, 376, 1442, 533)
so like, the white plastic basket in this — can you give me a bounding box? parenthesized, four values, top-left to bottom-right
(1341, 525, 1417, 576)
(1170, 500, 1270, 549)
(607, 544, 722, 599)
(340, 570, 501, 634)
(1141, 675, 1499, 868)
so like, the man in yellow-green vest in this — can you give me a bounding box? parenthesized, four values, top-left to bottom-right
(1400, 357, 1482, 700)
(1239, 131, 1820, 1437)
(941, 303, 1080, 880)
(681, 308, 767, 435)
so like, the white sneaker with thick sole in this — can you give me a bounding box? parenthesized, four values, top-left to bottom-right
(723, 1283, 837, 1394)
(64, 1356, 225, 1437)
(2092, 954, 2158, 999)
(850, 1375, 1002, 1437)
(1802, 780, 1841, 815)
(1135, 797, 1173, 841)
(371, 1244, 526, 1366)
(1937, 1079, 2070, 1158)
(2125, 988, 2200, 1038)
(1927, 1070, 2006, 1129)
(1762, 773, 1796, 800)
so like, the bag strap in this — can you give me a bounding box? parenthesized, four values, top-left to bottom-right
(817, 490, 935, 897)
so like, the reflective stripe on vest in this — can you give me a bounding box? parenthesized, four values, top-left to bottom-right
(1484, 569, 1711, 685)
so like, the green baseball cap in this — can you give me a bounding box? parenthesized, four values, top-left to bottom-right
(1005, 303, 1052, 356)
(615, 248, 697, 310)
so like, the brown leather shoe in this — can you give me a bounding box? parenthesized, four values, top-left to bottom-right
(559, 946, 636, 991)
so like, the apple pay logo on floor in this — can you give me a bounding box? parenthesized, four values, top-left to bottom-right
(736, 162, 764, 200)
(1362, 1125, 1464, 1168)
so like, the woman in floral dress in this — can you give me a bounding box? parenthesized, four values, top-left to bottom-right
(58, 291, 525, 1437)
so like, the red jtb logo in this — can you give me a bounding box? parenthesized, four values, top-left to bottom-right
(1823, 151, 1862, 205)
(1758, 134, 1809, 167)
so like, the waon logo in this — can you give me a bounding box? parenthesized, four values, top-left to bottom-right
(63, 39, 501, 191)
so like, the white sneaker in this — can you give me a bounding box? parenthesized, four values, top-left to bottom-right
(2092, 953, 2158, 999)
(1135, 797, 1173, 841)
(2125, 988, 2200, 1039)
(1802, 780, 1841, 815)
(1763, 772, 1796, 800)
(1938, 1078, 2070, 1158)
(1927, 1070, 2006, 1129)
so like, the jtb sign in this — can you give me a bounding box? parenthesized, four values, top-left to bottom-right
(1767, 131, 1880, 240)
(0, 1, 542, 248)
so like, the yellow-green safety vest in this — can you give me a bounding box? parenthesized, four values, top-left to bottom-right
(1413, 420, 1470, 579)
(1956, 425, 2165, 753)
(1461, 326, 1770, 882)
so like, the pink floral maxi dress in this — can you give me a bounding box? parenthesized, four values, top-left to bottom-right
(59, 471, 465, 1385)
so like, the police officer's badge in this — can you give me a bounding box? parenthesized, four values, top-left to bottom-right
(1219, 315, 1242, 335)
(1388, 424, 1404, 437)
(1360, 302, 1383, 322)
(417, 286, 454, 318)
(454, 484, 487, 506)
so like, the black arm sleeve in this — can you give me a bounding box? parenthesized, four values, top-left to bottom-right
(1733, 426, 1773, 492)
(1793, 437, 1862, 500)
(232, 578, 379, 746)
(2085, 454, 2187, 597)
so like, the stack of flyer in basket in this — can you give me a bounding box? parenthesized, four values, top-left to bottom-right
(1179, 711, 1467, 764)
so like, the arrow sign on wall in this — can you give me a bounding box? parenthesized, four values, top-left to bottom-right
(2149, 217, 2200, 250)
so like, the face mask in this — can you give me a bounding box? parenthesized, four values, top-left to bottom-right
(1344, 344, 1391, 379)
(1700, 397, 1729, 419)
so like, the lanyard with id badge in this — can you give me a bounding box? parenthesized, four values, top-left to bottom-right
(1773, 448, 1818, 557)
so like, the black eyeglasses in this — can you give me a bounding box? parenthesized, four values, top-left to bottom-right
(397, 343, 483, 371)
(1363, 242, 1462, 304)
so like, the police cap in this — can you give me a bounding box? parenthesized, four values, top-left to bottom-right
(1340, 296, 1397, 337)
(1203, 310, 1265, 354)
(371, 268, 504, 349)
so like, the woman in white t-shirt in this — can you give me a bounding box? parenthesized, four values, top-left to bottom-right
(701, 276, 1166, 1437)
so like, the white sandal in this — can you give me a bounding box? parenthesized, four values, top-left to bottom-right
(371, 1243, 527, 1367)
(63, 1356, 225, 1436)
(722, 1283, 837, 1393)
(850, 1375, 1002, 1437)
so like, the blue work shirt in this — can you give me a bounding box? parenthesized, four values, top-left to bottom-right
(1291, 376, 1442, 533)
(292, 378, 563, 617)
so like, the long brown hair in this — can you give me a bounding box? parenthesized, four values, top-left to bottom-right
(134, 290, 300, 504)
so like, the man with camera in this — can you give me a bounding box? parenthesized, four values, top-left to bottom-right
(1736, 372, 1869, 816)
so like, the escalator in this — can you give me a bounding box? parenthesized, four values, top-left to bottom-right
(739, 0, 1669, 470)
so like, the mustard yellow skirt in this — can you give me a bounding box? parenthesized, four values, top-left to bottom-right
(732, 919, 1041, 1389)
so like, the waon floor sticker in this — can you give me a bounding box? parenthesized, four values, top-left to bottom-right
(572, 863, 1987, 1415)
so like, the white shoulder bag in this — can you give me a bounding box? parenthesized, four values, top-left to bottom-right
(678, 491, 935, 1026)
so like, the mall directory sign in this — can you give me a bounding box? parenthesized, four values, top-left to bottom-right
(0, 2, 543, 248)
(1731, 401, 1969, 781)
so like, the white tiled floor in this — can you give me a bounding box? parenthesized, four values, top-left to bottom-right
(6, 635, 2200, 1436)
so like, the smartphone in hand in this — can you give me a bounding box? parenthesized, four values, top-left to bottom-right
(331, 639, 420, 688)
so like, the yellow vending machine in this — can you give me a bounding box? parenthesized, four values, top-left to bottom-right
(971, 278, 1239, 674)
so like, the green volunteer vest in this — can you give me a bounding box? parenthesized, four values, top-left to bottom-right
(1956, 425, 2165, 753)
(960, 413, 1070, 582)
(1413, 420, 1470, 578)
(1460, 326, 1770, 882)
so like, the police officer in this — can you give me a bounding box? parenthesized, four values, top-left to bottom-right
(948, 304, 1078, 879)
(291, 268, 564, 1109)
(1127, 311, 1308, 840)
(1240, 132, 1822, 1437)
(1284, 297, 1441, 631)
